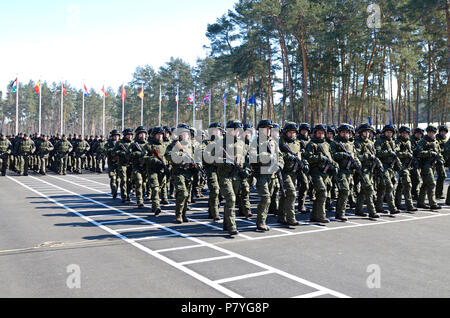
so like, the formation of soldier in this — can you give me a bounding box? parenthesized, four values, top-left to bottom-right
(1, 121, 449, 237)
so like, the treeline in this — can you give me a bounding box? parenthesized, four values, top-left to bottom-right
(0, 0, 449, 136)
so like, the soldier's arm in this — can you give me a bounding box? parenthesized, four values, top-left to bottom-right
(414, 141, 433, 159)
(375, 140, 393, 159)
(395, 140, 412, 160)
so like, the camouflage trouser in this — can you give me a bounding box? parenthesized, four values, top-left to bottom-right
(269, 178, 280, 214)
(160, 172, 169, 201)
(148, 171, 165, 211)
(108, 165, 119, 197)
(395, 169, 414, 209)
(255, 174, 276, 227)
(297, 171, 309, 209)
(132, 168, 147, 205)
(118, 165, 132, 200)
(96, 157, 106, 173)
(279, 172, 298, 223)
(39, 157, 49, 174)
(218, 177, 243, 232)
(310, 173, 330, 221)
(435, 164, 447, 198)
(411, 167, 421, 199)
(207, 171, 220, 219)
(74, 156, 85, 173)
(173, 173, 193, 217)
(355, 170, 377, 216)
(0, 155, 9, 175)
(335, 171, 353, 217)
(418, 166, 437, 207)
(375, 167, 397, 212)
(237, 177, 251, 217)
(17, 155, 31, 175)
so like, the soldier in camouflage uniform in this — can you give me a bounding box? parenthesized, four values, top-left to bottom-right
(15, 134, 36, 176)
(304, 125, 338, 223)
(95, 136, 107, 173)
(54, 135, 73, 175)
(354, 124, 381, 219)
(214, 120, 251, 236)
(165, 124, 198, 224)
(297, 123, 311, 214)
(106, 130, 121, 199)
(278, 122, 308, 227)
(73, 135, 90, 174)
(330, 124, 362, 221)
(394, 126, 418, 212)
(203, 122, 223, 221)
(249, 120, 284, 231)
(128, 126, 149, 208)
(160, 126, 172, 204)
(0, 133, 12, 176)
(36, 135, 54, 175)
(410, 128, 424, 201)
(145, 127, 169, 215)
(414, 126, 443, 210)
(374, 125, 401, 215)
(435, 126, 448, 199)
(443, 137, 450, 205)
(268, 123, 281, 216)
(113, 129, 134, 203)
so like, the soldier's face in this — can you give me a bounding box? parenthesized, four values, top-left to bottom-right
(315, 131, 325, 139)
(327, 132, 333, 139)
(340, 131, 350, 139)
(138, 133, 147, 140)
(428, 132, 436, 139)
(385, 131, 393, 138)
(261, 128, 271, 137)
(125, 134, 133, 140)
(113, 135, 120, 141)
(361, 131, 369, 139)
(155, 133, 163, 141)
(300, 130, 308, 136)
(286, 131, 297, 139)
(415, 133, 423, 139)
(401, 132, 409, 139)
(440, 131, 447, 138)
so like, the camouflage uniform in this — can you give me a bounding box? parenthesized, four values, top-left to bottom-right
(113, 130, 134, 202)
(128, 127, 149, 208)
(105, 132, 120, 198)
(435, 126, 448, 199)
(0, 135, 12, 176)
(36, 136, 54, 175)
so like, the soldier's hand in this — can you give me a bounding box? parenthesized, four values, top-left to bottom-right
(430, 151, 438, 158)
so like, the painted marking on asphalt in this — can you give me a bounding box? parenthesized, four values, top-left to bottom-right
(214, 270, 274, 285)
(179, 255, 234, 266)
(155, 244, 205, 253)
(8, 175, 351, 298)
(293, 290, 329, 298)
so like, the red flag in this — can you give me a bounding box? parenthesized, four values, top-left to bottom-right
(62, 83, 67, 96)
(101, 85, 107, 98)
(121, 87, 126, 100)
(34, 81, 41, 95)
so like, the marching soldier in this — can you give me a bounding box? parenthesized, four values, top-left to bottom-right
(268, 123, 281, 216)
(128, 126, 149, 208)
(374, 125, 401, 215)
(354, 124, 381, 219)
(435, 126, 448, 199)
(105, 130, 121, 199)
(165, 124, 198, 224)
(37, 135, 54, 175)
(414, 126, 443, 210)
(15, 134, 36, 176)
(73, 135, 90, 174)
(0, 133, 12, 176)
(145, 127, 169, 215)
(113, 129, 134, 203)
(410, 128, 424, 201)
(330, 124, 362, 221)
(54, 135, 73, 175)
(395, 126, 418, 212)
(214, 120, 251, 235)
(278, 122, 308, 226)
(95, 136, 107, 173)
(297, 123, 311, 214)
(304, 125, 338, 223)
(249, 120, 284, 231)
(161, 126, 173, 204)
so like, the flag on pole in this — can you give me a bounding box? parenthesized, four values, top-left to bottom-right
(138, 87, 144, 100)
(101, 85, 107, 98)
(84, 84, 88, 96)
(223, 93, 227, 103)
(176, 89, 179, 103)
(235, 94, 240, 105)
(249, 95, 255, 104)
(121, 86, 126, 100)
(203, 92, 211, 103)
(368, 116, 372, 126)
(34, 81, 41, 95)
(188, 90, 195, 104)
(62, 83, 67, 96)
(9, 78, 18, 93)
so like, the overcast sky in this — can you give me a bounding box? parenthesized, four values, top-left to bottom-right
(0, 0, 237, 94)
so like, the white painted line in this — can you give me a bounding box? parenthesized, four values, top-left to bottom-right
(8, 176, 243, 298)
(156, 244, 205, 253)
(293, 290, 329, 298)
(27, 176, 351, 298)
(99, 219, 141, 225)
(131, 234, 179, 242)
(179, 255, 234, 266)
(88, 213, 124, 219)
(214, 270, 274, 285)
(115, 225, 161, 232)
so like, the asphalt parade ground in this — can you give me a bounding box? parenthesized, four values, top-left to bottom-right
(1, 171, 449, 298)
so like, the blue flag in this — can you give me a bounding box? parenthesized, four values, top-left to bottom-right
(368, 116, 372, 125)
(249, 95, 255, 104)
(235, 95, 240, 105)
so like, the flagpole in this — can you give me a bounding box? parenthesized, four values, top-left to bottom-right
(208, 90, 211, 127)
(253, 98, 256, 129)
(102, 85, 105, 136)
(61, 81, 64, 135)
(141, 84, 144, 126)
(38, 81, 42, 135)
(176, 85, 179, 127)
(193, 88, 196, 128)
(223, 93, 226, 128)
(15, 76, 19, 136)
(159, 85, 162, 126)
(122, 83, 125, 132)
(82, 87, 85, 137)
